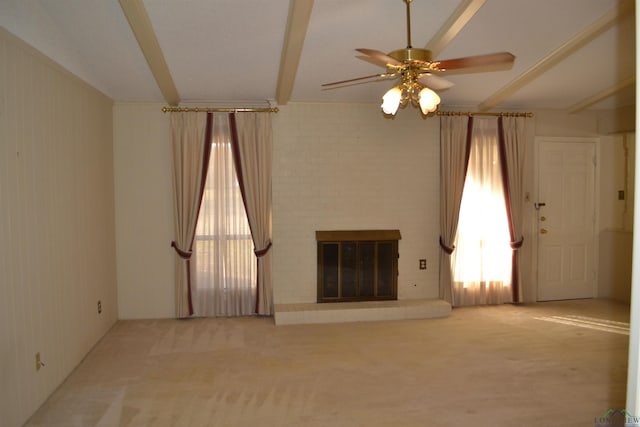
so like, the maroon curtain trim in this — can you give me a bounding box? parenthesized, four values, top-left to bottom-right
(254, 241, 272, 317)
(497, 116, 519, 303)
(255, 258, 261, 315)
(464, 116, 474, 179)
(497, 117, 515, 241)
(510, 238, 524, 250)
(197, 113, 214, 218)
(439, 237, 455, 255)
(229, 114, 251, 227)
(185, 113, 213, 316)
(440, 116, 474, 253)
(229, 113, 261, 314)
(171, 241, 191, 259)
(255, 241, 272, 257)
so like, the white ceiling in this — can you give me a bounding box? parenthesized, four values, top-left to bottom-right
(0, 0, 635, 112)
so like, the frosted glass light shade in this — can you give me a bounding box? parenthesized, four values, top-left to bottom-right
(418, 87, 441, 114)
(381, 87, 402, 115)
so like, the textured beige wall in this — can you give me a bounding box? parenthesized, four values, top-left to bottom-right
(534, 110, 601, 137)
(0, 28, 117, 427)
(111, 102, 441, 315)
(113, 102, 174, 319)
(598, 133, 635, 302)
(110, 104, 634, 312)
(113, 102, 443, 312)
(271, 103, 441, 304)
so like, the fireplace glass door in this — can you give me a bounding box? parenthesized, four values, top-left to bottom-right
(317, 230, 400, 302)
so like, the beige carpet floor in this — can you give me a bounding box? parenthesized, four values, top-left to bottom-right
(26, 299, 629, 427)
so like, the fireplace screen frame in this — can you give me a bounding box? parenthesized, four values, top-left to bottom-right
(316, 230, 401, 303)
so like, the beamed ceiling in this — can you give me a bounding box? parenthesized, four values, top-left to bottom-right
(0, 0, 635, 112)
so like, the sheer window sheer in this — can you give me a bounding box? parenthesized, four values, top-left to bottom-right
(192, 114, 256, 317)
(451, 118, 512, 305)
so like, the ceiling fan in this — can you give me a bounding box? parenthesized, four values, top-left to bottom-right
(322, 0, 515, 115)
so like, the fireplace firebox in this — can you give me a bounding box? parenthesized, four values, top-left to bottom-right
(316, 230, 400, 303)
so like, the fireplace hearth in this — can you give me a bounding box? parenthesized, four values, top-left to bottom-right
(316, 230, 400, 303)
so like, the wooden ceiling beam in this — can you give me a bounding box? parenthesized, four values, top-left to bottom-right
(119, 0, 180, 106)
(479, 0, 634, 111)
(275, 0, 314, 106)
(425, 0, 486, 58)
(567, 76, 635, 113)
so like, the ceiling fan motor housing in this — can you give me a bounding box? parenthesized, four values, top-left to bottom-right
(388, 48, 433, 63)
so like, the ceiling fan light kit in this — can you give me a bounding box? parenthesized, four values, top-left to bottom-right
(418, 87, 441, 113)
(381, 86, 403, 115)
(381, 73, 441, 116)
(322, 0, 515, 117)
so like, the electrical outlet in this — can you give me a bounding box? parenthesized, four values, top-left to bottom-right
(419, 259, 427, 270)
(35, 352, 42, 371)
(97, 300, 102, 314)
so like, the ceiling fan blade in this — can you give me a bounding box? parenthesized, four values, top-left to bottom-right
(356, 48, 402, 67)
(356, 55, 391, 68)
(433, 52, 515, 72)
(322, 73, 396, 87)
(417, 73, 455, 91)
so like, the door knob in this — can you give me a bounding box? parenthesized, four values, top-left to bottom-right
(540, 228, 548, 234)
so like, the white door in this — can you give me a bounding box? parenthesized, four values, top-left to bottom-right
(536, 139, 597, 301)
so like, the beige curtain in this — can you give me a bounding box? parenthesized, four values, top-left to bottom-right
(439, 116, 472, 305)
(498, 116, 527, 303)
(451, 118, 512, 306)
(170, 112, 210, 318)
(230, 113, 273, 315)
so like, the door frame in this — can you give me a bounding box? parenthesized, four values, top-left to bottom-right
(531, 136, 601, 301)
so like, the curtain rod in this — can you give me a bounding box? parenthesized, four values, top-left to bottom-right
(162, 106, 279, 113)
(161, 107, 531, 117)
(436, 111, 533, 117)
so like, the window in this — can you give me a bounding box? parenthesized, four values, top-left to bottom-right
(451, 118, 512, 305)
(192, 114, 256, 316)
